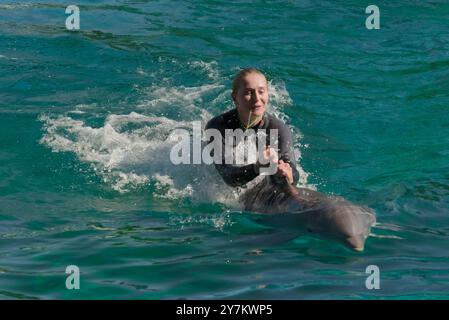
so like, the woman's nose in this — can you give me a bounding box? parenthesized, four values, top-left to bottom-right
(252, 91, 261, 102)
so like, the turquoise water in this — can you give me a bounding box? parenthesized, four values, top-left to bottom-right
(1, 0, 449, 299)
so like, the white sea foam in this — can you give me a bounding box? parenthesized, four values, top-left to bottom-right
(136, 67, 148, 76)
(0, 54, 18, 61)
(39, 112, 239, 205)
(267, 81, 294, 117)
(0, 4, 33, 10)
(153, 173, 193, 200)
(188, 60, 220, 80)
(137, 83, 224, 122)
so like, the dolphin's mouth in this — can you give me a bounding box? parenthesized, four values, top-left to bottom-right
(345, 235, 366, 252)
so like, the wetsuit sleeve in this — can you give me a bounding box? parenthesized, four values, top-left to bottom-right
(276, 122, 300, 185)
(205, 120, 259, 187)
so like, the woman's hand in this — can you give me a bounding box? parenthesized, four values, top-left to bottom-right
(277, 159, 293, 184)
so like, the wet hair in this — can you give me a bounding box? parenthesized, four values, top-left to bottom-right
(231, 67, 267, 98)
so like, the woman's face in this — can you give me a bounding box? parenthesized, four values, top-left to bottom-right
(233, 72, 269, 126)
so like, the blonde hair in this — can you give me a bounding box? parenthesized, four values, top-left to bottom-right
(231, 67, 267, 98)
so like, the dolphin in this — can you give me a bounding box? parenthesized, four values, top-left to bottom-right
(239, 177, 376, 251)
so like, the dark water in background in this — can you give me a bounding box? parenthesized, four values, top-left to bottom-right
(1, 0, 449, 299)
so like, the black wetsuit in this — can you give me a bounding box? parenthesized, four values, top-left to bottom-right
(205, 108, 300, 187)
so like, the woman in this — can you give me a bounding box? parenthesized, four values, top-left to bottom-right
(205, 67, 299, 187)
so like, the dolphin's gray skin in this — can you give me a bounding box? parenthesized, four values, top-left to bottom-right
(240, 177, 376, 251)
